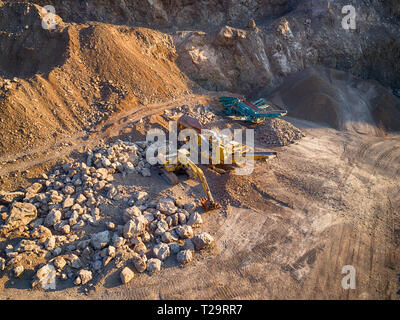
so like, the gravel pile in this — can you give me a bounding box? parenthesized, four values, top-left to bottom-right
(164, 104, 220, 125)
(0, 139, 215, 290)
(256, 118, 305, 146)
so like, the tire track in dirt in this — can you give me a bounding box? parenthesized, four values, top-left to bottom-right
(0, 93, 223, 179)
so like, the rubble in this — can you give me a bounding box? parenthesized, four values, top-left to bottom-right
(187, 212, 203, 228)
(120, 267, 135, 284)
(91, 231, 110, 250)
(1, 202, 37, 235)
(13, 265, 24, 277)
(75, 269, 92, 285)
(164, 104, 220, 125)
(256, 118, 305, 146)
(177, 250, 193, 265)
(132, 253, 147, 273)
(152, 243, 170, 261)
(0, 192, 25, 205)
(0, 139, 217, 291)
(193, 233, 215, 251)
(147, 258, 162, 275)
(32, 264, 56, 290)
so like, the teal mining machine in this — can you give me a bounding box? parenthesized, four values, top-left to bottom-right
(219, 95, 287, 124)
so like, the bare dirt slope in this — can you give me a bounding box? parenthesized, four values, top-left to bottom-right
(0, 2, 195, 159)
(268, 67, 400, 134)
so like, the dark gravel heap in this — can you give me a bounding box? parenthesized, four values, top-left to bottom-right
(256, 118, 305, 146)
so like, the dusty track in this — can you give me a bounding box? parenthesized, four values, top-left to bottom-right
(0, 93, 220, 188)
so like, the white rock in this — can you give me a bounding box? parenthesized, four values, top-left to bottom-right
(123, 206, 142, 222)
(177, 250, 193, 265)
(193, 232, 215, 251)
(187, 212, 203, 228)
(175, 225, 194, 239)
(156, 199, 177, 215)
(32, 264, 56, 290)
(123, 216, 148, 238)
(91, 231, 110, 250)
(152, 243, 170, 261)
(120, 267, 135, 284)
(147, 258, 161, 274)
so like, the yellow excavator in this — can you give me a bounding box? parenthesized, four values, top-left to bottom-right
(157, 148, 220, 212)
(177, 115, 278, 170)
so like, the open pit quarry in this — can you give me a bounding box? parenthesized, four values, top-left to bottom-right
(0, 0, 399, 300)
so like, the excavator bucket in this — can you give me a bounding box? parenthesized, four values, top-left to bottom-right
(200, 197, 221, 212)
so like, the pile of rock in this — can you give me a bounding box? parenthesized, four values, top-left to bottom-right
(117, 197, 215, 284)
(0, 78, 18, 99)
(0, 140, 216, 290)
(256, 118, 305, 146)
(85, 139, 152, 178)
(164, 104, 220, 125)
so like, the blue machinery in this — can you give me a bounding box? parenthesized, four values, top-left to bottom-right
(219, 96, 287, 123)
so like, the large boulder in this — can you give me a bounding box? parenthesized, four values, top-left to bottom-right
(32, 264, 56, 290)
(0, 192, 25, 205)
(156, 199, 177, 215)
(120, 267, 135, 284)
(123, 216, 148, 238)
(1, 202, 37, 234)
(91, 231, 110, 250)
(193, 232, 215, 251)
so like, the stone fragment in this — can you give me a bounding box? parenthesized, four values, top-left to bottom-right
(91, 231, 110, 250)
(120, 267, 135, 284)
(193, 232, 215, 251)
(177, 250, 193, 265)
(146, 258, 161, 274)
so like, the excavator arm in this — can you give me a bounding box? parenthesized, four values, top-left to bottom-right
(180, 153, 220, 211)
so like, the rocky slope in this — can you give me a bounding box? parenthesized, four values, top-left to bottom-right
(174, 0, 400, 94)
(12, 0, 400, 94)
(268, 67, 400, 132)
(0, 0, 399, 158)
(0, 2, 194, 157)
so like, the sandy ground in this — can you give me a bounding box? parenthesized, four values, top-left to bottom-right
(1, 110, 399, 300)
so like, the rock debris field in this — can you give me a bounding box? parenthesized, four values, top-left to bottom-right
(0, 139, 215, 291)
(255, 118, 305, 147)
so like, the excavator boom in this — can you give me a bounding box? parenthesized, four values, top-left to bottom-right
(179, 151, 220, 211)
